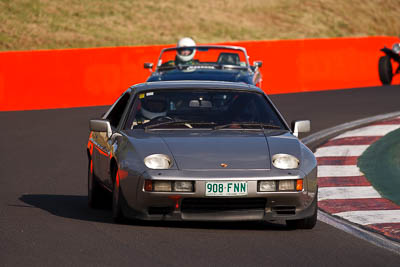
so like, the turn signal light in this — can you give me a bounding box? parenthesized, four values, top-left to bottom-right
(144, 180, 153, 191)
(296, 179, 303, 191)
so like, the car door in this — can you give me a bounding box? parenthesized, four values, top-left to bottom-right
(94, 92, 132, 188)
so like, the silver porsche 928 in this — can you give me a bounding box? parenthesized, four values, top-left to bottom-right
(87, 81, 318, 229)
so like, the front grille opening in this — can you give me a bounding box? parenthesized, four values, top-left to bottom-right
(148, 206, 173, 215)
(181, 198, 266, 213)
(272, 206, 296, 215)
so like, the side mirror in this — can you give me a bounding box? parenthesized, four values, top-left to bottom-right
(144, 62, 154, 71)
(253, 61, 263, 68)
(90, 119, 112, 139)
(291, 120, 310, 137)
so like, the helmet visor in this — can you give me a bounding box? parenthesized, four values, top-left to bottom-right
(142, 98, 167, 112)
(177, 47, 194, 56)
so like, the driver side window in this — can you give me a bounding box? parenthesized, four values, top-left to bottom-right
(107, 93, 131, 128)
(124, 93, 168, 129)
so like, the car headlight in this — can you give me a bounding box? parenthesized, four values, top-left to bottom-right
(144, 180, 194, 192)
(174, 181, 194, 192)
(258, 181, 276, 192)
(392, 43, 400, 54)
(279, 180, 295, 191)
(144, 154, 172, 169)
(272, 154, 299, 169)
(153, 180, 172, 191)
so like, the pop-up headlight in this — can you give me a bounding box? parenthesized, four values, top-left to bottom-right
(144, 154, 172, 169)
(272, 154, 299, 169)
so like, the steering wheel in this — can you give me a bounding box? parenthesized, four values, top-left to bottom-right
(148, 116, 174, 123)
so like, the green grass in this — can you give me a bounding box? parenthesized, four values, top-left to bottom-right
(358, 128, 400, 205)
(1, 0, 400, 51)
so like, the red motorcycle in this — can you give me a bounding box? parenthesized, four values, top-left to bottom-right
(379, 43, 400, 85)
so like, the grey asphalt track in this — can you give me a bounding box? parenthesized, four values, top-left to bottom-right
(1, 85, 400, 266)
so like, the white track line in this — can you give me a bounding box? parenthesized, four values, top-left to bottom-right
(318, 186, 381, 201)
(314, 145, 369, 157)
(334, 210, 400, 225)
(333, 125, 400, 139)
(318, 165, 362, 177)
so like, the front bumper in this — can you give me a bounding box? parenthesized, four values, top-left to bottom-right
(119, 168, 317, 222)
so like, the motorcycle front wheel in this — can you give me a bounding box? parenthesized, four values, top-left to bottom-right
(379, 55, 393, 85)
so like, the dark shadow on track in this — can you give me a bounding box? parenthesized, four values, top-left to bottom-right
(19, 194, 291, 231)
(127, 218, 290, 232)
(19, 194, 113, 223)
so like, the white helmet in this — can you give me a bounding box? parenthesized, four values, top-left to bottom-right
(140, 97, 167, 120)
(393, 43, 400, 54)
(176, 37, 196, 62)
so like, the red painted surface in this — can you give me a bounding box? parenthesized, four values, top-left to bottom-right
(316, 156, 359, 165)
(320, 136, 382, 147)
(367, 223, 400, 240)
(0, 36, 399, 111)
(319, 198, 400, 214)
(318, 176, 371, 187)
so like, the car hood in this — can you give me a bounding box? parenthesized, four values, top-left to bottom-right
(125, 130, 301, 171)
(147, 68, 253, 84)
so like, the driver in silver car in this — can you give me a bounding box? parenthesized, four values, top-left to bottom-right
(135, 96, 168, 125)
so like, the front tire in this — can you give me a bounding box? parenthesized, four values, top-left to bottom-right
(379, 55, 393, 85)
(112, 169, 125, 223)
(286, 197, 318, 230)
(88, 158, 106, 209)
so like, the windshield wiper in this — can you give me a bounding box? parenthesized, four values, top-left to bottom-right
(214, 122, 282, 130)
(144, 119, 188, 130)
(145, 120, 216, 130)
(176, 64, 190, 70)
(215, 64, 248, 70)
(158, 65, 177, 71)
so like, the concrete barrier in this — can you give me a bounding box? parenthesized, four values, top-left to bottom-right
(0, 36, 398, 111)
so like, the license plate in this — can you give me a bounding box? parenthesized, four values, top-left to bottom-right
(205, 181, 248, 196)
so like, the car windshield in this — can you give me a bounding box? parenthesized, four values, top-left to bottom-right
(157, 47, 249, 71)
(124, 89, 287, 131)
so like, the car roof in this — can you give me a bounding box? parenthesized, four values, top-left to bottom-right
(130, 80, 263, 94)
